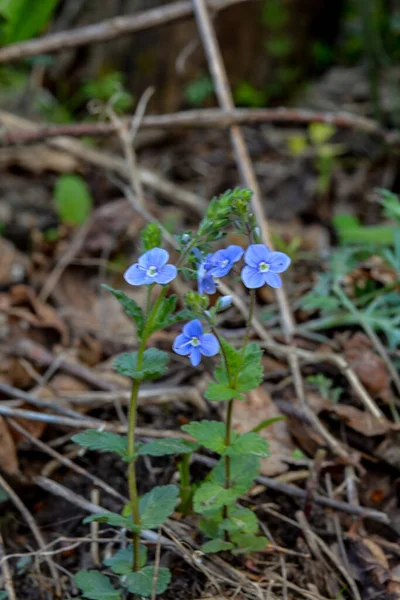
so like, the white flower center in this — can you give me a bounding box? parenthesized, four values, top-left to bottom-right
(190, 336, 200, 347)
(146, 265, 158, 277)
(221, 259, 229, 268)
(259, 261, 270, 273)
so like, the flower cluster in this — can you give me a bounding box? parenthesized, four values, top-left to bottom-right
(123, 243, 290, 366)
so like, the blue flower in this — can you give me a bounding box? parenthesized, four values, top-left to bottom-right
(209, 245, 244, 278)
(197, 254, 216, 295)
(124, 248, 177, 286)
(241, 244, 291, 289)
(173, 319, 219, 366)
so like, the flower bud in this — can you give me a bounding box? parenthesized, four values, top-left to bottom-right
(216, 295, 232, 311)
(184, 291, 209, 312)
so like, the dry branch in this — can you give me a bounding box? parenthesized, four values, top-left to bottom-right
(0, 0, 253, 63)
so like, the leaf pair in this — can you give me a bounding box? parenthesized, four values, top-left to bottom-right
(75, 565, 171, 599)
(182, 421, 269, 458)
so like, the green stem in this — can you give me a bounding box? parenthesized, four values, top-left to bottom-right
(241, 289, 256, 358)
(178, 453, 192, 515)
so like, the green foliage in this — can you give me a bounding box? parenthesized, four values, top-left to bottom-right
(184, 291, 209, 313)
(72, 430, 130, 461)
(80, 71, 134, 113)
(113, 348, 168, 381)
(226, 433, 269, 458)
(182, 421, 227, 454)
(54, 175, 93, 226)
(125, 566, 171, 596)
(205, 383, 241, 402)
(234, 82, 266, 107)
(210, 455, 260, 495)
(198, 188, 253, 240)
(141, 223, 162, 251)
(201, 539, 234, 553)
(184, 75, 214, 106)
(74, 570, 121, 600)
(193, 482, 239, 514)
(83, 512, 137, 531)
(0, 0, 59, 44)
(377, 189, 400, 223)
(221, 507, 259, 535)
(102, 285, 144, 338)
(231, 533, 269, 554)
(307, 374, 343, 404)
(139, 485, 179, 529)
(104, 545, 147, 575)
(149, 295, 180, 333)
(252, 416, 285, 433)
(139, 438, 198, 456)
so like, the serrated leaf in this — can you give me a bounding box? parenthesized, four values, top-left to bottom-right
(74, 570, 121, 600)
(182, 421, 228, 454)
(54, 174, 93, 226)
(226, 433, 270, 458)
(139, 485, 179, 529)
(231, 533, 269, 554)
(219, 338, 243, 372)
(103, 545, 147, 575)
(193, 482, 238, 514)
(210, 455, 260, 495)
(83, 513, 139, 532)
(138, 438, 198, 457)
(72, 430, 130, 460)
(201, 539, 234, 553)
(236, 362, 263, 393)
(125, 566, 171, 596)
(102, 285, 144, 337)
(221, 507, 258, 534)
(113, 348, 168, 381)
(204, 383, 240, 402)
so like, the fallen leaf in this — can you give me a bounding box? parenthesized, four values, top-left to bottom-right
(0, 238, 30, 287)
(321, 404, 390, 436)
(231, 386, 295, 476)
(343, 333, 391, 399)
(0, 416, 19, 474)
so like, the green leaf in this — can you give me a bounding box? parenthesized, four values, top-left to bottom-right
(219, 338, 243, 372)
(83, 513, 139, 532)
(204, 383, 241, 402)
(0, 592, 8, 600)
(221, 507, 258, 534)
(139, 485, 179, 529)
(236, 363, 263, 393)
(0, 0, 59, 44)
(54, 174, 93, 226)
(210, 455, 260, 495)
(104, 545, 147, 575)
(198, 513, 223, 538)
(251, 417, 285, 433)
(102, 285, 144, 338)
(226, 433, 270, 458)
(113, 348, 168, 381)
(231, 533, 269, 554)
(182, 421, 228, 454)
(141, 223, 162, 251)
(125, 566, 171, 596)
(72, 430, 130, 461)
(74, 570, 121, 600)
(138, 438, 198, 457)
(201, 539, 234, 553)
(193, 482, 238, 514)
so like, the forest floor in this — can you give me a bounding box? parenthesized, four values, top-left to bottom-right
(0, 30, 399, 600)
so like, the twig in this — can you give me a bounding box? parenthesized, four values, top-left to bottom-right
(0, 109, 207, 215)
(0, 533, 17, 600)
(2, 107, 396, 145)
(0, 0, 251, 63)
(193, 453, 390, 524)
(325, 473, 350, 571)
(7, 419, 126, 503)
(0, 404, 189, 439)
(0, 473, 61, 596)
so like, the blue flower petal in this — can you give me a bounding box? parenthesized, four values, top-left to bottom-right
(172, 333, 192, 356)
(138, 248, 169, 269)
(225, 245, 244, 263)
(198, 271, 216, 295)
(268, 251, 291, 273)
(124, 264, 150, 286)
(200, 333, 219, 356)
(189, 347, 201, 366)
(241, 265, 265, 289)
(244, 244, 271, 268)
(155, 264, 177, 284)
(264, 271, 282, 288)
(183, 319, 203, 338)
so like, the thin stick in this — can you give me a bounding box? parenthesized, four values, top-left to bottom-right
(8, 419, 126, 503)
(0, 533, 17, 600)
(0, 0, 250, 64)
(2, 107, 394, 145)
(0, 473, 61, 596)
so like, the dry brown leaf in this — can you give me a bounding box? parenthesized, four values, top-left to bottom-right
(0, 238, 30, 287)
(322, 403, 390, 436)
(343, 333, 391, 399)
(231, 386, 295, 476)
(0, 416, 19, 474)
